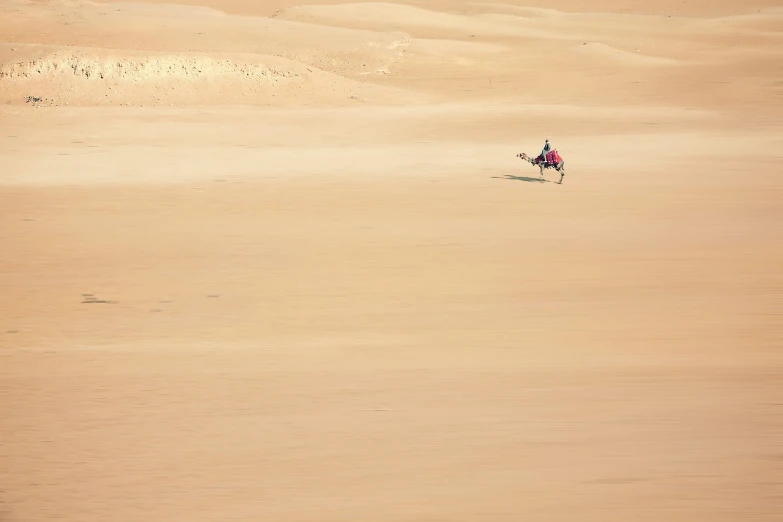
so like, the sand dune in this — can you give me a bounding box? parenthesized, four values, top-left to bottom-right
(273, 3, 583, 41)
(1, 1, 781, 522)
(0, 46, 423, 106)
(2, 0, 781, 109)
(575, 42, 680, 66)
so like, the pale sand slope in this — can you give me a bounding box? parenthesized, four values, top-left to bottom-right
(1, 1, 782, 521)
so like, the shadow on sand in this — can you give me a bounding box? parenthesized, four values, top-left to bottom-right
(492, 175, 552, 184)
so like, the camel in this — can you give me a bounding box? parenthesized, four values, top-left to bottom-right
(517, 151, 565, 184)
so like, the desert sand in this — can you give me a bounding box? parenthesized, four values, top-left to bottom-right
(1, 1, 782, 521)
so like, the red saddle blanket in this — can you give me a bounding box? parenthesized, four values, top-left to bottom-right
(536, 150, 562, 164)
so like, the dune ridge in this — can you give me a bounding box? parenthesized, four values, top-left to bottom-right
(0, 46, 428, 106)
(0, 53, 298, 82)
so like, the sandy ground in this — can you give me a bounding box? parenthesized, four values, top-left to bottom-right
(1, 1, 783, 521)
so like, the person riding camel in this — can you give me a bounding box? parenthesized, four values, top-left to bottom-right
(540, 139, 552, 164)
(515, 142, 565, 183)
